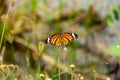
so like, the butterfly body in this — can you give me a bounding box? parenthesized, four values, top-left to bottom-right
(45, 32, 78, 47)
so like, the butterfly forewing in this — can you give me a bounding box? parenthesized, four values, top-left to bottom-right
(62, 33, 74, 41)
(50, 34, 60, 45)
(62, 36, 69, 45)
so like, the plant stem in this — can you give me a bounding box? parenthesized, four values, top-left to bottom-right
(93, 70, 96, 80)
(113, 25, 120, 40)
(71, 74, 74, 80)
(0, 0, 13, 49)
(93, 75, 96, 80)
(53, 70, 68, 78)
(58, 48, 61, 80)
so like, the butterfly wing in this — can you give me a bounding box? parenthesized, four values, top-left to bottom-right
(61, 32, 75, 46)
(62, 32, 73, 40)
(50, 34, 60, 45)
(62, 32, 78, 46)
(55, 37, 63, 46)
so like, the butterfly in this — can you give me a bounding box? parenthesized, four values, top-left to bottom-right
(45, 32, 78, 47)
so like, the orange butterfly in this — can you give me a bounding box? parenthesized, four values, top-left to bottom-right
(45, 32, 78, 47)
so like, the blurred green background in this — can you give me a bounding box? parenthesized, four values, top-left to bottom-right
(0, 0, 120, 80)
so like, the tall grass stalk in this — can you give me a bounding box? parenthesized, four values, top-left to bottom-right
(57, 47, 65, 80)
(71, 74, 74, 80)
(0, 0, 13, 49)
(93, 75, 96, 80)
(57, 48, 61, 80)
(93, 70, 96, 80)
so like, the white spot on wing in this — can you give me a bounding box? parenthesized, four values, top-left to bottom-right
(72, 33, 76, 39)
(47, 37, 50, 43)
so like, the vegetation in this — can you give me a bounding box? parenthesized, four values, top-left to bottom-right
(0, 0, 120, 80)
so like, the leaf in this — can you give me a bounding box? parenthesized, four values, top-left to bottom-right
(106, 13, 114, 27)
(112, 8, 119, 20)
(107, 19, 114, 27)
(106, 13, 113, 22)
(107, 43, 120, 57)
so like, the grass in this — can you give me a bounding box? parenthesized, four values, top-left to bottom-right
(0, 0, 13, 49)
(0, 0, 120, 80)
